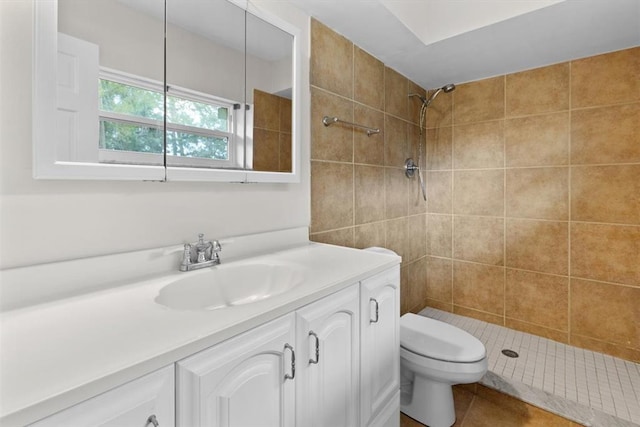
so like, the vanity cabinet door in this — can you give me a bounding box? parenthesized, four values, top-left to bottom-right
(176, 313, 296, 427)
(29, 365, 174, 427)
(295, 284, 360, 427)
(360, 266, 401, 427)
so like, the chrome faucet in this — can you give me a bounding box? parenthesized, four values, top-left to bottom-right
(180, 233, 222, 271)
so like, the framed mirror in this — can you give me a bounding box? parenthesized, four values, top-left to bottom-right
(33, 0, 300, 183)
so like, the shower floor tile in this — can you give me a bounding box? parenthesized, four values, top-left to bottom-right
(419, 307, 640, 427)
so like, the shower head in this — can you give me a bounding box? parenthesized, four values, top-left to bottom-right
(409, 84, 455, 107)
(425, 83, 456, 106)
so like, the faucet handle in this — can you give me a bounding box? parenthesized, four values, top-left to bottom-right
(181, 243, 192, 267)
(212, 240, 222, 252)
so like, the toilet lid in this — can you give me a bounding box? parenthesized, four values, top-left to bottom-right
(400, 313, 486, 363)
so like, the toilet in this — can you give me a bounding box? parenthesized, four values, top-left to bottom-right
(400, 313, 488, 427)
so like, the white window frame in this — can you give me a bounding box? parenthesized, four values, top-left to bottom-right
(98, 67, 240, 169)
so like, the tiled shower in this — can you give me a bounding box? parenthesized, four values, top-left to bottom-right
(309, 18, 638, 370)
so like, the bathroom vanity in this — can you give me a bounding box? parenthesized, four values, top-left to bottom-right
(0, 228, 400, 427)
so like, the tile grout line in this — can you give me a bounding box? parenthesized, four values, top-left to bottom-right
(503, 74, 507, 326)
(567, 59, 572, 346)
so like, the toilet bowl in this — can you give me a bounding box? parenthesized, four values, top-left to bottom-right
(400, 313, 488, 427)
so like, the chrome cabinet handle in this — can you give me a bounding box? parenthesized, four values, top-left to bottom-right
(284, 343, 296, 380)
(308, 331, 320, 365)
(146, 414, 159, 427)
(370, 298, 379, 323)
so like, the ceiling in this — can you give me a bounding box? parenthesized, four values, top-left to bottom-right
(285, 0, 640, 89)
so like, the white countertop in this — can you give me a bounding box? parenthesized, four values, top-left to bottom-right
(0, 240, 400, 426)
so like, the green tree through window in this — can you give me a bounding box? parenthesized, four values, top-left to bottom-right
(98, 79, 231, 161)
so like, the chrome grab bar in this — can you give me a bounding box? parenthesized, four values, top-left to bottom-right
(322, 115, 380, 136)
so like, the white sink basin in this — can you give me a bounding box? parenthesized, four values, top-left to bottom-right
(155, 263, 305, 310)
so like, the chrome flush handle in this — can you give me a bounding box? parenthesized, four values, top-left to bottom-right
(146, 414, 159, 427)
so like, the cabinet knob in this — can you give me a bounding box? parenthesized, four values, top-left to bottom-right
(146, 414, 159, 427)
(284, 343, 296, 380)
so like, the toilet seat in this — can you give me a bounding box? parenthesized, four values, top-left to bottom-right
(400, 314, 485, 363)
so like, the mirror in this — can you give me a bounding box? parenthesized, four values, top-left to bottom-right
(57, 0, 165, 167)
(246, 12, 294, 173)
(34, 0, 299, 182)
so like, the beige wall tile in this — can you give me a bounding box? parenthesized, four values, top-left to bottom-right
(454, 169, 504, 216)
(426, 298, 453, 313)
(400, 265, 410, 315)
(506, 167, 569, 220)
(453, 121, 504, 169)
(571, 103, 640, 164)
(453, 261, 505, 315)
(506, 219, 568, 275)
(408, 175, 428, 216)
(506, 318, 568, 344)
(253, 89, 281, 131)
(279, 97, 292, 133)
(311, 88, 353, 162)
(427, 214, 452, 257)
(354, 222, 386, 249)
(406, 215, 427, 262)
(426, 256, 452, 303)
(454, 216, 504, 265)
(354, 47, 384, 110)
(279, 133, 292, 172)
(453, 76, 505, 124)
(571, 47, 640, 108)
(385, 168, 408, 219)
(310, 161, 354, 233)
(571, 223, 640, 286)
(453, 305, 504, 326)
(408, 80, 425, 126)
(505, 112, 569, 167)
(505, 269, 568, 331)
(354, 104, 385, 165)
(407, 258, 428, 310)
(426, 126, 453, 170)
(385, 217, 409, 259)
(570, 334, 640, 363)
(355, 165, 385, 224)
(408, 122, 423, 163)
(252, 128, 280, 172)
(426, 88, 453, 128)
(506, 62, 570, 116)
(310, 228, 355, 248)
(385, 67, 409, 120)
(310, 19, 353, 98)
(571, 165, 640, 224)
(427, 171, 452, 214)
(384, 115, 410, 167)
(571, 278, 639, 349)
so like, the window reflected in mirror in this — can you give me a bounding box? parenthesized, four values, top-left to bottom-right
(166, 0, 246, 169)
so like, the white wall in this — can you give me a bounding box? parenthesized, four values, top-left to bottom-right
(0, 0, 311, 269)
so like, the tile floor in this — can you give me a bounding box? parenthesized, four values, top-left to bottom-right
(400, 384, 582, 426)
(403, 308, 640, 427)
